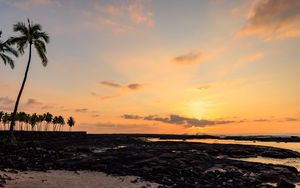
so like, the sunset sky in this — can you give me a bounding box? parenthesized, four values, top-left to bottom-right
(0, 0, 300, 135)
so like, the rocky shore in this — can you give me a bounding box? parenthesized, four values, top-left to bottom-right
(0, 134, 299, 187)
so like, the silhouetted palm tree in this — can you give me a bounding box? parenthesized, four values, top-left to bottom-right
(0, 30, 18, 68)
(44, 112, 52, 131)
(67, 117, 75, 131)
(8, 19, 50, 142)
(52, 116, 59, 131)
(30, 113, 38, 131)
(58, 116, 65, 131)
(37, 114, 44, 131)
(2, 113, 11, 130)
(17, 112, 27, 131)
(0, 111, 3, 126)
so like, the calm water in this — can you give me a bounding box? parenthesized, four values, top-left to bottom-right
(149, 138, 300, 170)
(149, 138, 300, 186)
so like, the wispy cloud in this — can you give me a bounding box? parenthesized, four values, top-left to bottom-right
(82, 0, 154, 33)
(0, 97, 14, 111)
(74, 108, 88, 113)
(127, 83, 143, 90)
(197, 84, 211, 90)
(83, 122, 157, 133)
(235, 52, 264, 68)
(173, 52, 207, 65)
(238, 0, 300, 41)
(128, 1, 154, 26)
(285, 117, 299, 122)
(95, 81, 144, 100)
(122, 114, 236, 127)
(100, 81, 122, 88)
(0, 97, 43, 111)
(253, 118, 270, 122)
(5, 0, 55, 9)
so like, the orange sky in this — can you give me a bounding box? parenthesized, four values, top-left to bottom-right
(0, 0, 300, 135)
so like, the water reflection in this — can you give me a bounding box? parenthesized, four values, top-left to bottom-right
(149, 138, 300, 187)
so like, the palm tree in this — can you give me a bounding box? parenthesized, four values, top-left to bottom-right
(44, 112, 52, 131)
(52, 116, 59, 131)
(30, 113, 38, 131)
(37, 114, 44, 131)
(0, 30, 18, 68)
(8, 19, 50, 142)
(58, 116, 65, 131)
(2, 113, 10, 130)
(67, 117, 75, 131)
(0, 111, 3, 130)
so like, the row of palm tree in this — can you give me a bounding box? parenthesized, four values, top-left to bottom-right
(0, 111, 75, 132)
(1, 19, 50, 142)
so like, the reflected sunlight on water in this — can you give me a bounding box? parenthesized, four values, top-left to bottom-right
(149, 138, 300, 187)
(149, 138, 300, 169)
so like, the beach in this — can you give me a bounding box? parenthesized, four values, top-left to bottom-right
(0, 170, 159, 188)
(0, 133, 299, 187)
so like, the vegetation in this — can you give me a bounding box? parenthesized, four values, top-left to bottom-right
(6, 19, 50, 142)
(67, 117, 75, 131)
(0, 111, 75, 132)
(0, 30, 18, 68)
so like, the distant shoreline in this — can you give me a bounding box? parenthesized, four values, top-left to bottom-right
(1, 130, 300, 143)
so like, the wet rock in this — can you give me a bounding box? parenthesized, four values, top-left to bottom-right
(277, 177, 295, 188)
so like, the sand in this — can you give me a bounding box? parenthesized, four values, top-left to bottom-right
(0, 170, 160, 188)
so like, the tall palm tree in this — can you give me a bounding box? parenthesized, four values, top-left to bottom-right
(0, 30, 18, 68)
(8, 19, 50, 142)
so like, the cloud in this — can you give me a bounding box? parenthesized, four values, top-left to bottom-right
(285, 117, 299, 122)
(41, 105, 54, 110)
(0, 97, 44, 111)
(24, 98, 43, 106)
(94, 3, 123, 17)
(235, 52, 264, 68)
(197, 84, 211, 90)
(127, 83, 143, 90)
(173, 52, 206, 65)
(83, 0, 154, 33)
(238, 0, 300, 40)
(128, 2, 154, 26)
(100, 94, 122, 100)
(253, 119, 270, 122)
(84, 16, 134, 33)
(16, 0, 49, 8)
(75, 108, 88, 113)
(95, 81, 144, 100)
(220, 52, 264, 75)
(100, 81, 122, 88)
(0, 97, 15, 111)
(122, 114, 143, 120)
(83, 122, 157, 133)
(121, 114, 236, 127)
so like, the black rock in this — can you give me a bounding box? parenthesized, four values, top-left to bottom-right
(277, 178, 295, 188)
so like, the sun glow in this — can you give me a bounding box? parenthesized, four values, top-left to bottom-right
(184, 100, 210, 119)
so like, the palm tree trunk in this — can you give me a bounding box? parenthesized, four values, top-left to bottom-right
(8, 43, 32, 143)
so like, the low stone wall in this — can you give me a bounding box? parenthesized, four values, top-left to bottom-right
(0, 131, 87, 139)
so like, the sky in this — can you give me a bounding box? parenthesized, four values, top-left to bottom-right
(0, 0, 300, 135)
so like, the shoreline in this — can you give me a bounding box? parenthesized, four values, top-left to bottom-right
(0, 134, 299, 187)
(2, 131, 300, 142)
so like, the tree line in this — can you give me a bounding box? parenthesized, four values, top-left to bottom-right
(0, 111, 75, 132)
